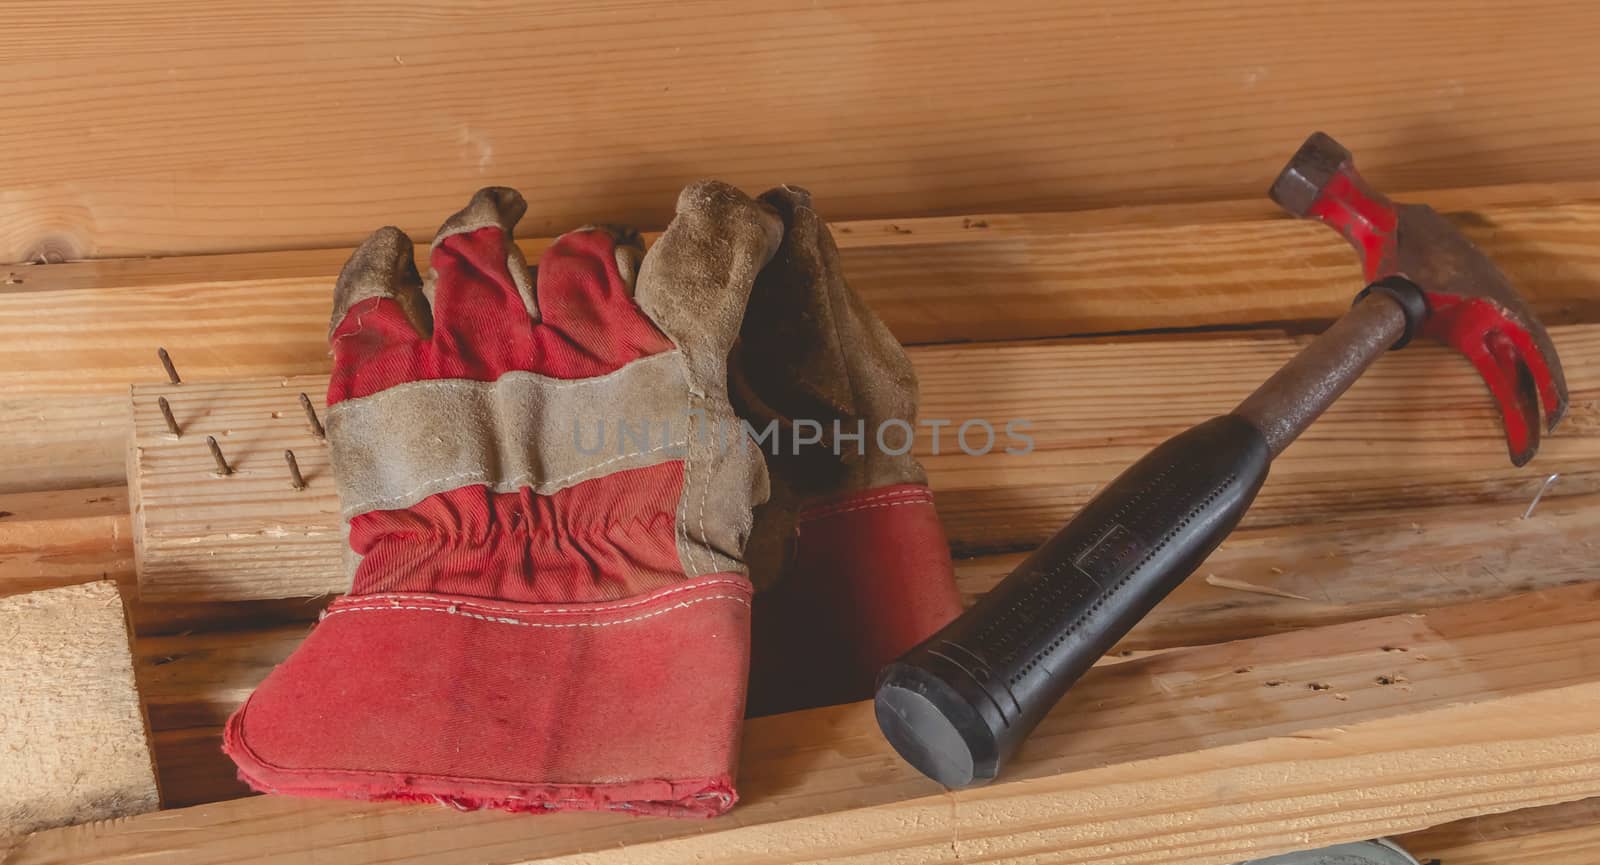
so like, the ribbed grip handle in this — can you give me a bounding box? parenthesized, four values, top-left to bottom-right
(875, 414, 1271, 788)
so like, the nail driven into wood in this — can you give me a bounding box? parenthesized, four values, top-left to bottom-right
(157, 347, 181, 384)
(205, 436, 232, 476)
(284, 449, 306, 490)
(1523, 473, 1560, 520)
(156, 396, 181, 437)
(298, 393, 326, 440)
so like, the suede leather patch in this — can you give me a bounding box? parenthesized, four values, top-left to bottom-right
(634, 182, 782, 578)
(329, 350, 692, 520)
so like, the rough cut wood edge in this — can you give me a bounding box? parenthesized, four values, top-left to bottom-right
(17, 582, 1600, 865)
(126, 322, 1598, 600)
(0, 582, 159, 857)
(129, 375, 341, 600)
(6, 188, 1600, 493)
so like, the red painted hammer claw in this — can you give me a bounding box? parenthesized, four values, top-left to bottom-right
(1271, 132, 1569, 466)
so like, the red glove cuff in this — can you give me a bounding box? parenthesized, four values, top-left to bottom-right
(749, 484, 964, 716)
(224, 575, 752, 817)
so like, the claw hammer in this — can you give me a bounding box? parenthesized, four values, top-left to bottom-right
(875, 132, 1570, 788)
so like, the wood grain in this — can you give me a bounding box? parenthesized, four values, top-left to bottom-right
(6, 2, 1600, 259)
(956, 491, 1600, 652)
(0, 487, 129, 598)
(0, 582, 158, 856)
(6, 192, 1600, 492)
(19, 582, 1600, 865)
(126, 323, 1599, 599)
(1402, 797, 1600, 864)
(129, 375, 340, 600)
(135, 492, 1600, 808)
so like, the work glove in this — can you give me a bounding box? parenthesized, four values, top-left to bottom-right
(224, 183, 781, 817)
(737, 186, 964, 717)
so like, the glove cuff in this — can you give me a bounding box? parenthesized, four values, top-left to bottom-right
(749, 484, 964, 716)
(224, 575, 753, 817)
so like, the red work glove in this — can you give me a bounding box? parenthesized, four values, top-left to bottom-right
(224, 184, 781, 816)
(736, 186, 964, 717)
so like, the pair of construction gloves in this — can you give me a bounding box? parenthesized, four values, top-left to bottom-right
(223, 183, 963, 817)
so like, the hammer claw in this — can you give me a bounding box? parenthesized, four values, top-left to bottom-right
(1480, 330, 1542, 467)
(1273, 131, 1569, 466)
(1424, 294, 1565, 466)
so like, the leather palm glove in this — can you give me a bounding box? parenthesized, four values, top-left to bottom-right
(224, 183, 780, 817)
(736, 186, 964, 717)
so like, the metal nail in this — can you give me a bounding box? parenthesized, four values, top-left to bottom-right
(157, 396, 181, 437)
(157, 347, 181, 384)
(206, 435, 232, 476)
(298, 393, 326, 440)
(284, 449, 306, 490)
(1523, 472, 1560, 520)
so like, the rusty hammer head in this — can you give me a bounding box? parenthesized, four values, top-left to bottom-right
(1270, 131, 1568, 466)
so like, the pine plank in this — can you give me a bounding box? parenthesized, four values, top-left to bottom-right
(0, 487, 129, 598)
(956, 491, 1600, 651)
(6, 3, 1600, 259)
(127, 323, 1599, 600)
(1401, 798, 1600, 864)
(137, 492, 1600, 808)
(17, 582, 1600, 865)
(5, 192, 1600, 492)
(128, 375, 339, 600)
(0, 582, 159, 857)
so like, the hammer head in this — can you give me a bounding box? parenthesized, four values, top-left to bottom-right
(1270, 131, 1568, 466)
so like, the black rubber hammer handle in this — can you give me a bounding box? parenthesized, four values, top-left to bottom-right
(874, 283, 1413, 788)
(874, 414, 1271, 788)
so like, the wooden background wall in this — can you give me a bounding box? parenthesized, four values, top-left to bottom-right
(3, 0, 1599, 263)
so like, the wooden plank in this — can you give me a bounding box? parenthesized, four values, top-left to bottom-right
(0, 487, 128, 598)
(0, 484, 329, 637)
(129, 375, 340, 600)
(138, 491, 1600, 808)
(127, 323, 1599, 599)
(6, 192, 1600, 492)
(922, 324, 1599, 550)
(6, 3, 1600, 259)
(17, 582, 1600, 865)
(6, 475, 1570, 807)
(0, 582, 159, 856)
(957, 490, 1600, 652)
(1401, 797, 1600, 864)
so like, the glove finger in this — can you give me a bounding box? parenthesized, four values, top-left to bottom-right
(530, 224, 670, 367)
(634, 181, 782, 382)
(634, 181, 781, 580)
(753, 185, 917, 425)
(739, 185, 924, 490)
(426, 187, 539, 339)
(329, 226, 431, 382)
(741, 186, 850, 416)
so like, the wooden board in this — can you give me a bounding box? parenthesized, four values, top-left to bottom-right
(129, 375, 340, 600)
(0, 582, 158, 856)
(127, 323, 1599, 599)
(136, 492, 1600, 807)
(7, 3, 1600, 259)
(6, 192, 1600, 493)
(1402, 797, 1600, 864)
(17, 582, 1600, 865)
(0, 487, 129, 598)
(957, 490, 1600, 651)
